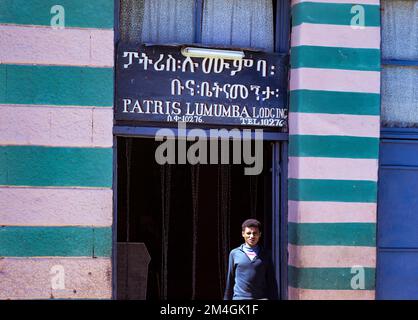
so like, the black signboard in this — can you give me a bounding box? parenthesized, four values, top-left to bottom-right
(115, 43, 288, 130)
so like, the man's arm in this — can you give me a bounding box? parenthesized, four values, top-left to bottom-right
(223, 251, 235, 300)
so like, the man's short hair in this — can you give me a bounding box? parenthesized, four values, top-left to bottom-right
(241, 219, 261, 231)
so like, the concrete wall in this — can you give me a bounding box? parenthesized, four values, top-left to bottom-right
(287, 0, 381, 299)
(0, 0, 114, 299)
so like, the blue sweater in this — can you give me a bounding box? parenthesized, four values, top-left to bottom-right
(223, 244, 279, 300)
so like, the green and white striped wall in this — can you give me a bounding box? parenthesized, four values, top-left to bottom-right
(288, 0, 380, 299)
(0, 0, 114, 299)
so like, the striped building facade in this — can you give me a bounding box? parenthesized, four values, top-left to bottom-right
(0, 1, 114, 299)
(0, 0, 382, 299)
(288, 0, 380, 299)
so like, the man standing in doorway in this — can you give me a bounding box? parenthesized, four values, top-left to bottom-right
(224, 219, 279, 300)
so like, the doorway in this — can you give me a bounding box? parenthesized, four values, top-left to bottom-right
(115, 136, 281, 299)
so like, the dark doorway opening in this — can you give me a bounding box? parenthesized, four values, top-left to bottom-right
(116, 137, 276, 300)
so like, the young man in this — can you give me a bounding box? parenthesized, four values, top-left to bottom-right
(224, 219, 278, 300)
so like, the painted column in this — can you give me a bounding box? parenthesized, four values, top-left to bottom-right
(0, 1, 114, 299)
(288, 0, 381, 299)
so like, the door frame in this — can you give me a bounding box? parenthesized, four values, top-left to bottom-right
(112, 127, 288, 299)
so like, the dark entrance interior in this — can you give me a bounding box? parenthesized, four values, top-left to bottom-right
(116, 137, 275, 300)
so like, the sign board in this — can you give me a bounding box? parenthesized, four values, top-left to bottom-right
(115, 43, 288, 131)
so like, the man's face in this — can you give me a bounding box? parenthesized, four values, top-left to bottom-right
(242, 226, 261, 247)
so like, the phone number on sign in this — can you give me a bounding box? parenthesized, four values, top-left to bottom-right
(167, 115, 285, 127)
